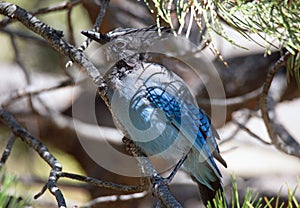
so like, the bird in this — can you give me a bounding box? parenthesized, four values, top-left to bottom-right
(81, 26, 227, 207)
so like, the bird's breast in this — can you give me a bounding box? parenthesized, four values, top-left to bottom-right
(106, 62, 199, 162)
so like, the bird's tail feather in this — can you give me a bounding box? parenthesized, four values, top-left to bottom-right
(191, 176, 226, 208)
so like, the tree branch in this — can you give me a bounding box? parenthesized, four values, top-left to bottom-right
(77, 0, 110, 52)
(260, 52, 300, 158)
(0, 134, 16, 166)
(0, 109, 149, 207)
(60, 172, 145, 193)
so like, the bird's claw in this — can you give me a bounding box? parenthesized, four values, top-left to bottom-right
(150, 174, 172, 196)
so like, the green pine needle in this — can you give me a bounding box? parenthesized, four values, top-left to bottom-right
(0, 169, 30, 208)
(144, 0, 300, 86)
(206, 175, 300, 208)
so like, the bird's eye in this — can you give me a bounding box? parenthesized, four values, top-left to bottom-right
(115, 40, 126, 49)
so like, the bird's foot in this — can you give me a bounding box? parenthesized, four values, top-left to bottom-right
(150, 154, 188, 195)
(151, 173, 171, 187)
(150, 173, 171, 196)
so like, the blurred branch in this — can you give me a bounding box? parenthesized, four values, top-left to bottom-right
(31, 0, 81, 15)
(66, 6, 75, 46)
(81, 191, 148, 207)
(0, 0, 81, 28)
(232, 118, 271, 145)
(0, 79, 75, 108)
(260, 52, 300, 158)
(9, 32, 37, 113)
(198, 86, 262, 106)
(220, 110, 252, 145)
(0, 28, 47, 45)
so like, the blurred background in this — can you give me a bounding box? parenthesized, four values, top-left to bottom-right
(0, 0, 299, 207)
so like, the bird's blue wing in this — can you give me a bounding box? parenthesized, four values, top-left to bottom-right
(145, 86, 221, 176)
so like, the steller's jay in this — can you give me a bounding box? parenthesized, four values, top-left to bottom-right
(82, 26, 227, 207)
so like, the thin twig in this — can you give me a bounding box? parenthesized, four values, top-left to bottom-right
(31, 0, 81, 16)
(77, 0, 110, 52)
(9, 33, 37, 112)
(60, 172, 145, 192)
(93, 0, 110, 33)
(10, 35, 30, 83)
(66, 2, 75, 46)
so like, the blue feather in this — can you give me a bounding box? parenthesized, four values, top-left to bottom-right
(145, 86, 221, 177)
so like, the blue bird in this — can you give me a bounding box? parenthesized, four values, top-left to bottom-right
(82, 26, 227, 207)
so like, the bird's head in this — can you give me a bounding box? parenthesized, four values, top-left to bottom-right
(81, 25, 172, 64)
